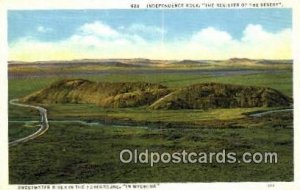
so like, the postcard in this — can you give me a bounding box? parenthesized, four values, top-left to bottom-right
(0, 0, 299, 190)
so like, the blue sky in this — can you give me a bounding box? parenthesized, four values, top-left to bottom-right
(8, 9, 292, 61)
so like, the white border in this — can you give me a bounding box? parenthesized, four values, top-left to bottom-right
(0, 0, 299, 190)
(0, 2, 9, 190)
(0, 0, 294, 9)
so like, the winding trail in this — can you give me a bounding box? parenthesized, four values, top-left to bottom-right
(149, 92, 176, 108)
(9, 99, 49, 146)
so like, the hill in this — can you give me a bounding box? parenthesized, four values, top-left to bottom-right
(8, 59, 171, 67)
(21, 79, 292, 109)
(174, 60, 208, 65)
(149, 83, 292, 109)
(21, 79, 170, 108)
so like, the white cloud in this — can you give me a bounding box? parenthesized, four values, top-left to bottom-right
(37, 25, 52, 33)
(78, 21, 119, 38)
(191, 27, 233, 45)
(237, 24, 291, 59)
(124, 24, 165, 35)
(184, 24, 291, 59)
(9, 22, 292, 61)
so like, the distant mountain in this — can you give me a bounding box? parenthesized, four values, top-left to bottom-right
(256, 60, 292, 65)
(8, 59, 173, 67)
(22, 79, 292, 110)
(9, 60, 142, 67)
(225, 58, 292, 65)
(8, 58, 292, 67)
(228, 58, 253, 62)
(174, 60, 209, 65)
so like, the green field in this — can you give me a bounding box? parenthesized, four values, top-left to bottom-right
(8, 66, 293, 183)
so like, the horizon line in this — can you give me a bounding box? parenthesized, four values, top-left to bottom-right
(8, 57, 293, 63)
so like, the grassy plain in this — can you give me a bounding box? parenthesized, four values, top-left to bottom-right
(9, 120, 293, 183)
(8, 64, 293, 183)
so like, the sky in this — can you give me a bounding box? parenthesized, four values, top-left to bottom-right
(8, 9, 292, 61)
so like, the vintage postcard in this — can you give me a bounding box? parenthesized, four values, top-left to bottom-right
(0, 0, 299, 189)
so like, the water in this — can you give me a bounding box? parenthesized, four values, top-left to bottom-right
(249, 108, 293, 117)
(9, 120, 148, 129)
(9, 69, 284, 79)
